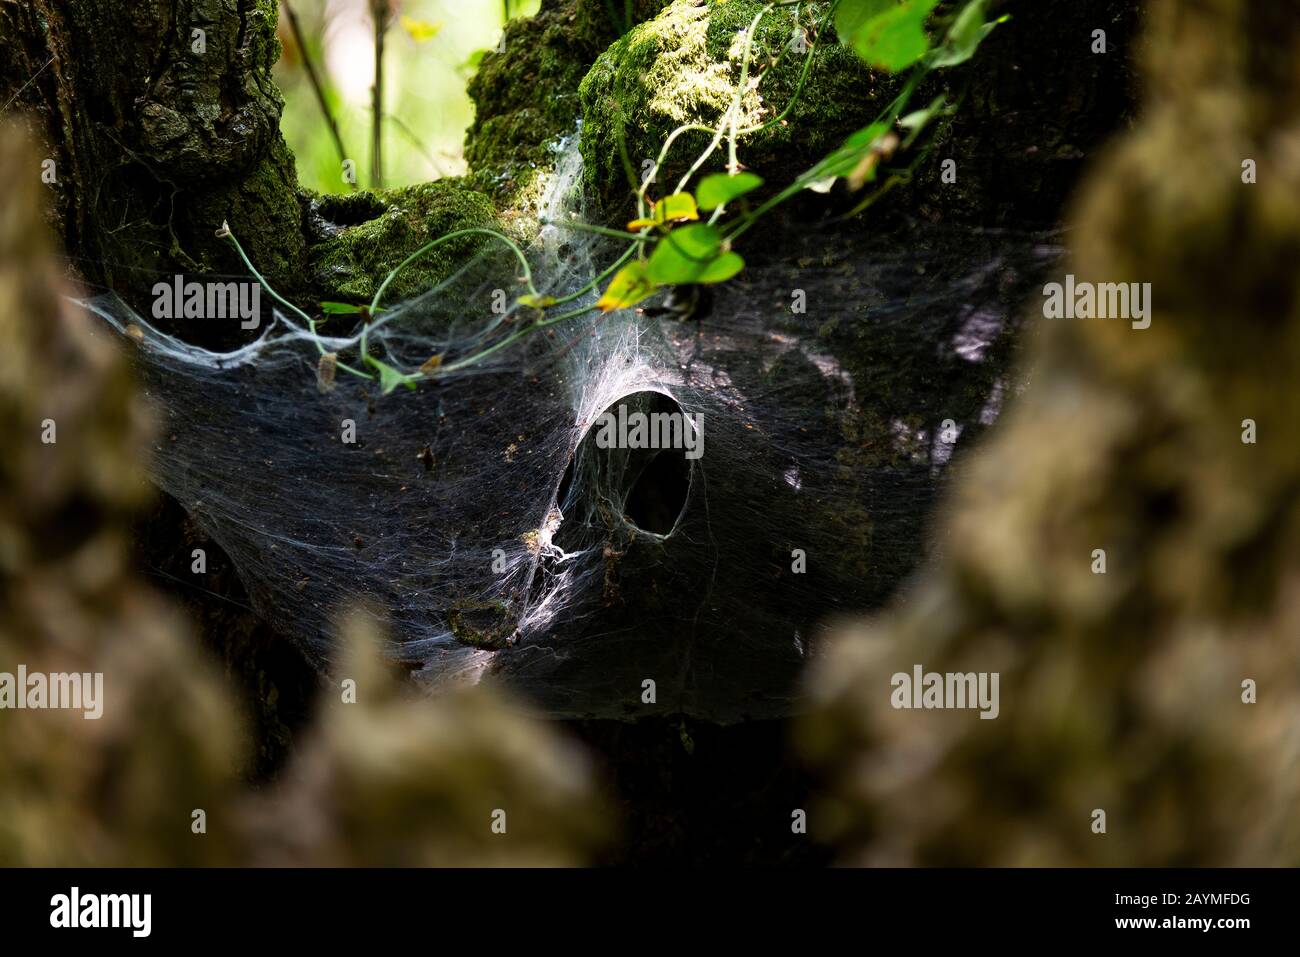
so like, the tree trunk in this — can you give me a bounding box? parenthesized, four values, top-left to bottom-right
(0, 0, 306, 325)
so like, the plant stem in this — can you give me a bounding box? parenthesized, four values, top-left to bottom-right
(545, 219, 649, 243)
(370, 0, 388, 189)
(369, 228, 539, 314)
(439, 305, 594, 374)
(738, 4, 826, 135)
(220, 228, 313, 327)
(725, 66, 924, 242)
(282, 0, 354, 190)
(219, 225, 375, 380)
(725, 6, 772, 176)
(551, 244, 638, 305)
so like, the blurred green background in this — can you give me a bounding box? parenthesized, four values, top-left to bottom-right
(275, 0, 540, 193)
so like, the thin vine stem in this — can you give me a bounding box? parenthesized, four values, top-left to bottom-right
(438, 304, 593, 374)
(550, 243, 638, 305)
(637, 0, 834, 215)
(213, 0, 981, 390)
(362, 226, 539, 363)
(370, 227, 538, 314)
(724, 66, 924, 242)
(219, 225, 375, 379)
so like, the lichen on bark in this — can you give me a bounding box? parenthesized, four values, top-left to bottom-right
(577, 0, 883, 217)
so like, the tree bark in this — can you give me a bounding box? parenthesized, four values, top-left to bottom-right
(0, 0, 306, 325)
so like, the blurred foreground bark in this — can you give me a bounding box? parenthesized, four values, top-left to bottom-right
(800, 0, 1300, 866)
(0, 122, 609, 866)
(0, 120, 245, 866)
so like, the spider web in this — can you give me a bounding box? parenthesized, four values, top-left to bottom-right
(79, 137, 1059, 720)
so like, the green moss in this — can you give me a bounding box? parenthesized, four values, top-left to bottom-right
(464, 0, 671, 211)
(199, 140, 306, 292)
(578, 0, 887, 217)
(306, 179, 499, 303)
(464, 0, 622, 204)
(248, 0, 286, 75)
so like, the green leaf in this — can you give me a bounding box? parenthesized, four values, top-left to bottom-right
(816, 121, 889, 181)
(898, 94, 950, 146)
(696, 172, 764, 211)
(627, 192, 700, 230)
(516, 293, 558, 309)
(645, 224, 745, 286)
(320, 301, 366, 315)
(658, 193, 699, 223)
(899, 95, 948, 133)
(835, 0, 939, 72)
(697, 252, 745, 284)
(597, 261, 657, 312)
(807, 120, 904, 194)
(366, 357, 417, 394)
(844, 122, 891, 150)
(930, 0, 1002, 68)
(645, 224, 722, 284)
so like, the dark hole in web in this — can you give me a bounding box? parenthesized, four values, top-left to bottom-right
(623, 447, 689, 535)
(552, 391, 694, 549)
